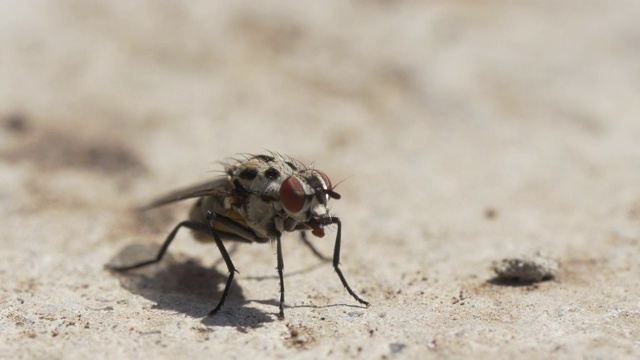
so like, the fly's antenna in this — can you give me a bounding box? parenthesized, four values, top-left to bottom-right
(332, 175, 353, 191)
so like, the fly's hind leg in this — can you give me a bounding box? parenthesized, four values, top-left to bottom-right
(110, 220, 210, 271)
(204, 211, 238, 316)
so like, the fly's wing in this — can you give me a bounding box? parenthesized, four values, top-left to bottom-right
(139, 177, 231, 210)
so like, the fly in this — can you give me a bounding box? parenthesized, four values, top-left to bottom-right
(110, 153, 370, 318)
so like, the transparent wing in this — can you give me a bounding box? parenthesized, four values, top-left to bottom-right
(139, 177, 230, 210)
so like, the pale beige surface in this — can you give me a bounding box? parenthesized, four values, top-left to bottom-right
(1, 1, 640, 359)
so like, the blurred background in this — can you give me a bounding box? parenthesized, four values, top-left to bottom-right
(3, 0, 637, 226)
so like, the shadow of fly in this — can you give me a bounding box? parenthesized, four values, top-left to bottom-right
(109, 153, 369, 318)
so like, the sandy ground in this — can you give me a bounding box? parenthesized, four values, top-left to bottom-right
(1, 1, 640, 359)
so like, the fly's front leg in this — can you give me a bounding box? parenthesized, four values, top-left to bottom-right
(205, 211, 238, 316)
(109, 220, 210, 271)
(331, 217, 370, 307)
(276, 234, 286, 319)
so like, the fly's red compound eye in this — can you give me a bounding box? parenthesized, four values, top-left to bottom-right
(315, 170, 332, 190)
(314, 170, 341, 200)
(280, 176, 307, 213)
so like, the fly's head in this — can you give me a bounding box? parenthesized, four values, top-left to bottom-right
(279, 169, 341, 237)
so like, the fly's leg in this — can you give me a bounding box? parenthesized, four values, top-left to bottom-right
(331, 217, 370, 307)
(110, 221, 209, 271)
(276, 234, 286, 319)
(300, 231, 331, 262)
(205, 211, 238, 316)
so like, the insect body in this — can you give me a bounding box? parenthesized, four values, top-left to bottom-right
(111, 153, 369, 318)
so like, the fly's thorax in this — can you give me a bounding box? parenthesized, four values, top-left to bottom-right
(237, 192, 284, 239)
(224, 154, 299, 239)
(230, 155, 297, 200)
